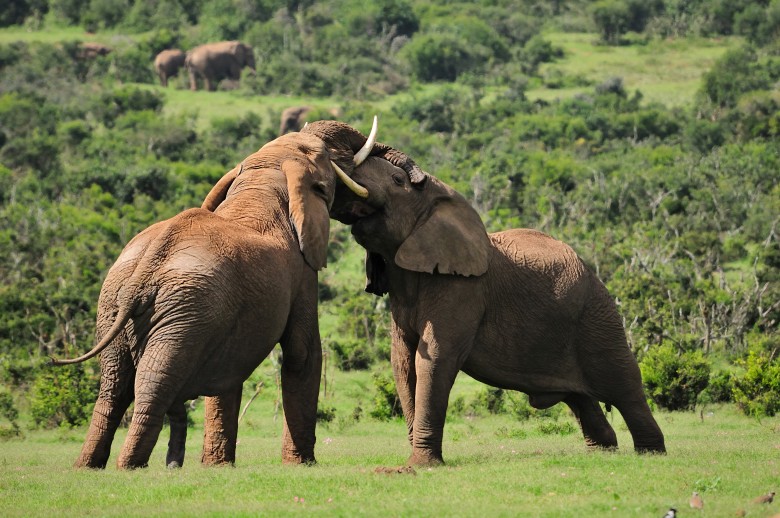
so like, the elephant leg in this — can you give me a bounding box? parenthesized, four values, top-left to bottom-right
(160, 74, 168, 87)
(409, 345, 461, 467)
(116, 351, 187, 469)
(205, 75, 215, 91)
(278, 294, 322, 464)
(75, 347, 134, 469)
(564, 394, 618, 450)
(201, 388, 242, 466)
(188, 69, 197, 91)
(165, 402, 188, 468)
(75, 382, 133, 468)
(391, 322, 417, 446)
(614, 398, 666, 453)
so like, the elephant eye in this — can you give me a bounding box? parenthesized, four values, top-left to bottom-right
(312, 181, 328, 199)
(392, 173, 405, 186)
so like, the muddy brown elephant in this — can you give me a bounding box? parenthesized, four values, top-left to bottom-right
(327, 129, 666, 466)
(154, 49, 185, 87)
(78, 42, 112, 60)
(52, 127, 374, 470)
(280, 106, 345, 136)
(185, 41, 255, 91)
(280, 106, 312, 136)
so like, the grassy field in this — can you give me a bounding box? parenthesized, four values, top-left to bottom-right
(2, 364, 778, 517)
(529, 33, 736, 107)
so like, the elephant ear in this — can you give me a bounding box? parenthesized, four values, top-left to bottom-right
(283, 159, 331, 271)
(395, 196, 490, 277)
(202, 163, 242, 211)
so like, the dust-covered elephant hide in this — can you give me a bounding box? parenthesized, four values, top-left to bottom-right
(52, 126, 377, 470)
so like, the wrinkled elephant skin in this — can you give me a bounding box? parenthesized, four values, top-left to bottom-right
(330, 155, 666, 466)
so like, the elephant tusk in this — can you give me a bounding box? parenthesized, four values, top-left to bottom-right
(353, 115, 378, 166)
(332, 161, 369, 198)
(302, 122, 308, 129)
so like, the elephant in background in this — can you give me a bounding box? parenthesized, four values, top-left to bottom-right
(77, 42, 112, 60)
(185, 41, 255, 91)
(52, 126, 374, 469)
(280, 106, 312, 136)
(280, 106, 344, 136)
(329, 137, 666, 466)
(154, 49, 185, 87)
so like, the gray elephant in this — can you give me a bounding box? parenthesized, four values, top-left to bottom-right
(280, 106, 312, 136)
(154, 49, 186, 87)
(52, 127, 373, 469)
(185, 41, 255, 91)
(327, 129, 666, 466)
(77, 42, 112, 60)
(280, 106, 345, 136)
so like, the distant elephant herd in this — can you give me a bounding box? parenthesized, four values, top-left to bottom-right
(76, 40, 256, 91)
(154, 40, 256, 91)
(52, 117, 666, 470)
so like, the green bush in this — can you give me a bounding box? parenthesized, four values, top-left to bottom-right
(732, 352, 780, 417)
(400, 16, 508, 83)
(640, 344, 711, 411)
(701, 370, 734, 403)
(369, 371, 402, 421)
(0, 389, 20, 438)
(30, 364, 98, 428)
(329, 339, 373, 371)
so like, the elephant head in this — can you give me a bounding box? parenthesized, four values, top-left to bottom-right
(320, 124, 490, 294)
(232, 41, 256, 72)
(202, 127, 373, 270)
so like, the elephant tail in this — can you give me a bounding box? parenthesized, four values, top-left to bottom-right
(50, 295, 141, 366)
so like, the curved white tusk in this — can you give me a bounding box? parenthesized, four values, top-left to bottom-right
(353, 115, 378, 166)
(332, 161, 369, 198)
(302, 122, 308, 129)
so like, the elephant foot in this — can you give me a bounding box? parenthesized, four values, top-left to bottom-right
(586, 443, 618, 452)
(635, 444, 666, 454)
(201, 455, 235, 467)
(167, 460, 182, 469)
(74, 458, 107, 469)
(406, 450, 444, 467)
(282, 452, 316, 466)
(116, 459, 149, 470)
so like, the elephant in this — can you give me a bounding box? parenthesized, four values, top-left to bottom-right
(327, 132, 666, 466)
(77, 42, 112, 60)
(280, 106, 345, 136)
(185, 41, 255, 91)
(154, 49, 186, 87)
(51, 125, 375, 469)
(280, 106, 312, 136)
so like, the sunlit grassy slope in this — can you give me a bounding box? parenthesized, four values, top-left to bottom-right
(529, 33, 737, 107)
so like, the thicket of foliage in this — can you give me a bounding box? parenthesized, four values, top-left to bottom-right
(1, 0, 778, 429)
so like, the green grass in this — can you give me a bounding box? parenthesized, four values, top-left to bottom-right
(2, 364, 778, 517)
(529, 33, 738, 107)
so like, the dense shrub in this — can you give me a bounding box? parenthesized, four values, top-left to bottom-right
(329, 339, 373, 371)
(640, 344, 711, 411)
(700, 46, 778, 108)
(701, 370, 734, 404)
(732, 352, 780, 417)
(591, 0, 664, 43)
(30, 364, 98, 428)
(369, 371, 402, 420)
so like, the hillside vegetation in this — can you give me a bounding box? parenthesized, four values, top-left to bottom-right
(0, 0, 779, 440)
